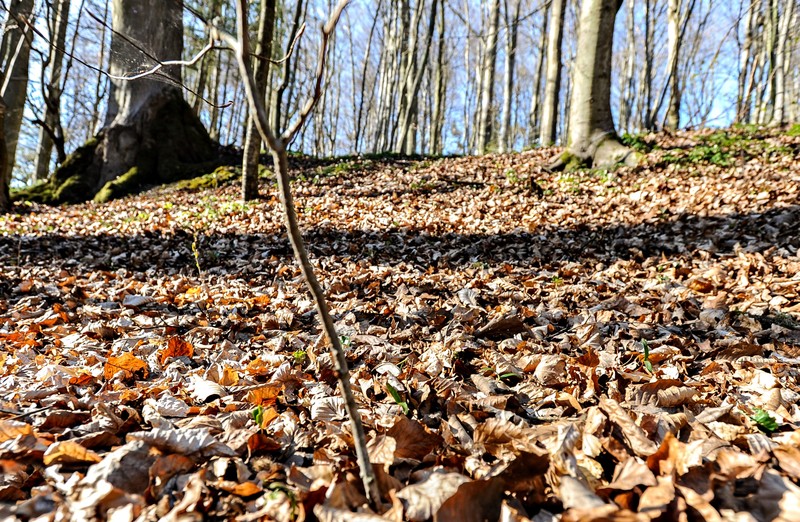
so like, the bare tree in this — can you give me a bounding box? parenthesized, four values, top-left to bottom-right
(539, 0, 565, 145)
(476, 0, 501, 154)
(396, 0, 439, 154)
(499, 0, 521, 153)
(242, 0, 277, 201)
(41, 0, 215, 204)
(430, 0, 446, 155)
(618, 0, 636, 132)
(527, 1, 549, 146)
(551, 0, 638, 169)
(770, 0, 794, 125)
(33, 0, 71, 181)
(0, 0, 34, 182)
(216, 0, 380, 506)
(0, 95, 8, 212)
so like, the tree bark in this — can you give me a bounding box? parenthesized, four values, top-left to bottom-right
(0, 0, 34, 182)
(430, 0, 446, 155)
(477, 0, 501, 154)
(737, 0, 754, 122)
(555, 0, 636, 169)
(527, 2, 549, 146)
(639, 0, 654, 130)
(619, 0, 636, 132)
(770, 0, 794, 125)
(499, 0, 521, 153)
(664, 0, 682, 130)
(0, 95, 9, 213)
(34, 0, 71, 181)
(242, 0, 277, 201)
(396, 0, 439, 154)
(539, 0, 565, 145)
(38, 0, 214, 205)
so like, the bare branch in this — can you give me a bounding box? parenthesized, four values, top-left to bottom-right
(281, 0, 350, 142)
(223, 0, 381, 507)
(105, 39, 220, 81)
(0, 3, 231, 110)
(269, 22, 305, 65)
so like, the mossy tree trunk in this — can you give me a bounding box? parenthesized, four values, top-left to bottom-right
(40, 0, 214, 205)
(551, 0, 638, 170)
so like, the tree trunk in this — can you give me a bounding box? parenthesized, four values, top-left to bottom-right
(38, 0, 214, 205)
(430, 0, 446, 155)
(555, 0, 636, 169)
(396, 0, 438, 154)
(619, 0, 636, 132)
(0, 0, 34, 182)
(639, 0, 654, 130)
(272, 0, 305, 136)
(737, 0, 754, 122)
(242, 0, 276, 201)
(499, 0, 521, 153)
(477, 0, 501, 154)
(664, 0, 682, 130)
(0, 95, 9, 213)
(770, 0, 794, 125)
(539, 0, 565, 145)
(528, 2, 549, 146)
(34, 0, 71, 181)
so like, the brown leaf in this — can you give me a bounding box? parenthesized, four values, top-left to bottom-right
(159, 336, 194, 365)
(599, 397, 658, 457)
(104, 352, 148, 381)
(435, 477, 505, 522)
(388, 416, 443, 461)
(396, 472, 470, 522)
(43, 440, 102, 465)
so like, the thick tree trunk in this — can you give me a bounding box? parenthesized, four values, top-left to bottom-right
(539, 0, 565, 145)
(477, 0, 501, 154)
(34, 0, 71, 181)
(0, 0, 34, 181)
(555, 0, 636, 169)
(242, 0, 276, 201)
(38, 0, 214, 205)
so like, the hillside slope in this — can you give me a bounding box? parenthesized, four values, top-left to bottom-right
(0, 128, 799, 520)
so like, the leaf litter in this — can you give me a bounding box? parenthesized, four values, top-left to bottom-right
(0, 129, 799, 520)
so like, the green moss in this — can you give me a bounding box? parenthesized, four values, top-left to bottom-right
(13, 138, 101, 205)
(94, 166, 147, 203)
(620, 133, 655, 152)
(787, 124, 800, 137)
(173, 165, 241, 191)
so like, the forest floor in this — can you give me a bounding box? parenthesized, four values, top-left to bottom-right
(0, 127, 799, 521)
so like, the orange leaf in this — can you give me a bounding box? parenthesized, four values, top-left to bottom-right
(231, 482, 262, 497)
(104, 352, 148, 381)
(43, 441, 102, 465)
(159, 337, 194, 365)
(245, 384, 282, 406)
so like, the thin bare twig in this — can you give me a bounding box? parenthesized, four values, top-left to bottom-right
(268, 22, 306, 65)
(217, 0, 381, 506)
